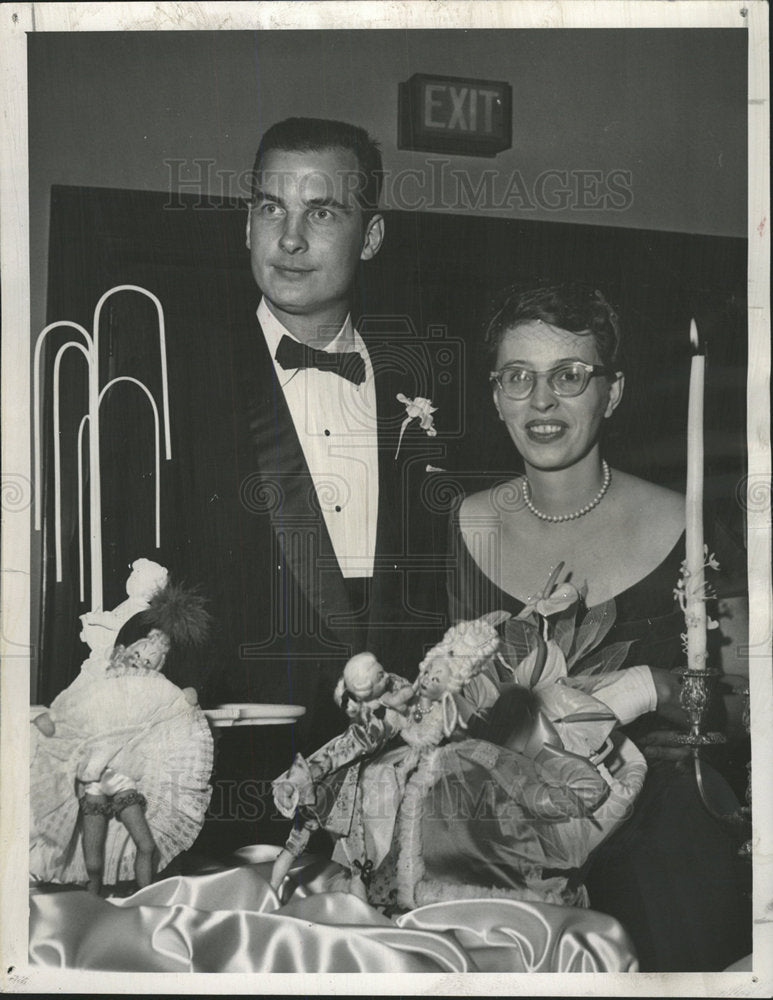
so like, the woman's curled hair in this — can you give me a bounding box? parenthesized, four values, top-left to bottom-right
(484, 282, 621, 369)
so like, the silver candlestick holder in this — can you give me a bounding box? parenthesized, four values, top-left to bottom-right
(666, 667, 751, 848)
(671, 667, 726, 746)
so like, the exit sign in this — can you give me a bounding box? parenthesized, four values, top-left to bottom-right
(398, 73, 512, 157)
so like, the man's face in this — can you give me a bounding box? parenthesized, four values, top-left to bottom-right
(248, 146, 384, 343)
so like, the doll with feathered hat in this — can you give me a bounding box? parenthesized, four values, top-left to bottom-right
(30, 561, 214, 895)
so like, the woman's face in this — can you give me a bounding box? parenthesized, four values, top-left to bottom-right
(492, 320, 623, 472)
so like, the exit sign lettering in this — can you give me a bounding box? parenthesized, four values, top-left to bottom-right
(398, 73, 512, 157)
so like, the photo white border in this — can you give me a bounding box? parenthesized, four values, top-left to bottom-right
(2, 2, 770, 995)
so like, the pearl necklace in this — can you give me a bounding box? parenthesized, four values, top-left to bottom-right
(522, 461, 612, 523)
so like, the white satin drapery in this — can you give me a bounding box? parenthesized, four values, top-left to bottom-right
(30, 848, 637, 973)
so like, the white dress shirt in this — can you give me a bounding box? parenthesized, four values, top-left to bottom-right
(258, 298, 379, 579)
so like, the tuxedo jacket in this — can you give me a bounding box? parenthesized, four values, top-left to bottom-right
(169, 301, 461, 749)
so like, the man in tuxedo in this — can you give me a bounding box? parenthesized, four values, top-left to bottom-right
(185, 118, 455, 845)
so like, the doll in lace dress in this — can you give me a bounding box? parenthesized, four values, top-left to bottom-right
(30, 572, 214, 894)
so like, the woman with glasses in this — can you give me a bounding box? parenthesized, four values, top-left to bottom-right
(449, 283, 750, 972)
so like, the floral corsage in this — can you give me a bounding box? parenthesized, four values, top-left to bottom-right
(395, 393, 437, 459)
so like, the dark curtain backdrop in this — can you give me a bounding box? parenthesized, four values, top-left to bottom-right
(37, 184, 747, 703)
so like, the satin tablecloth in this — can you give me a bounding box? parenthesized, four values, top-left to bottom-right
(30, 848, 637, 973)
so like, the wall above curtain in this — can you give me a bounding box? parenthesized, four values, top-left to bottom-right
(27, 28, 747, 340)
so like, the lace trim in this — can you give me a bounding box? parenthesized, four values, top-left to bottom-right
(113, 790, 147, 817)
(79, 796, 112, 817)
(396, 747, 443, 909)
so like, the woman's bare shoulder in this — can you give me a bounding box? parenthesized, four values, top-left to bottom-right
(613, 470, 685, 531)
(459, 481, 524, 525)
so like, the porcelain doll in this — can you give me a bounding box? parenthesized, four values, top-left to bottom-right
(271, 619, 505, 896)
(272, 609, 678, 912)
(30, 572, 214, 894)
(334, 652, 415, 729)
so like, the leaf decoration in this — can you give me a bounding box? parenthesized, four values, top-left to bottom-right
(510, 639, 568, 691)
(481, 609, 512, 629)
(493, 651, 516, 682)
(540, 583, 582, 618)
(570, 639, 634, 676)
(512, 647, 539, 689)
(529, 637, 548, 689)
(481, 683, 541, 750)
(503, 617, 540, 665)
(542, 561, 566, 599)
(566, 600, 617, 669)
(551, 603, 578, 659)
(459, 674, 502, 719)
(517, 582, 581, 621)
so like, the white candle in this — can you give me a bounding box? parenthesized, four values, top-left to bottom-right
(685, 318, 707, 670)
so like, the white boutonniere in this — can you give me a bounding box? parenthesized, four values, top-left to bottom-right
(395, 393, 437, 459)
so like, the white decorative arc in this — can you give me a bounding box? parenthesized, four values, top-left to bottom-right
(33, 285, 171, 611)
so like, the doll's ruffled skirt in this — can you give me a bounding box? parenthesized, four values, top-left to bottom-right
(29, 669, 213, 885)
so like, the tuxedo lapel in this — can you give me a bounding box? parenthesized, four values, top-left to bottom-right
(231, 322, 446, 669)
(371, 342, 402, 560)
(366, 339, 419, 656)
(368, 336, 446, 560)
(365, 335, 452, 670)
(239, 322, 357, 649)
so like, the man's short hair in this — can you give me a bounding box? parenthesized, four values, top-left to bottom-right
(251, 117, 383, 214)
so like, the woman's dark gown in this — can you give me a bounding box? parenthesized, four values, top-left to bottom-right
(447, 510, 751, 972)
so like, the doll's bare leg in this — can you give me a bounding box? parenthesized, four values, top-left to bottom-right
(80, 795, 110, 894)
(270, 821, 315, 890)
(270, 848, 295, 890)
(114, 791, 157, 888)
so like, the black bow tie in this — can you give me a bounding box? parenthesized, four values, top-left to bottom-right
(275, 334, 366, 386)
